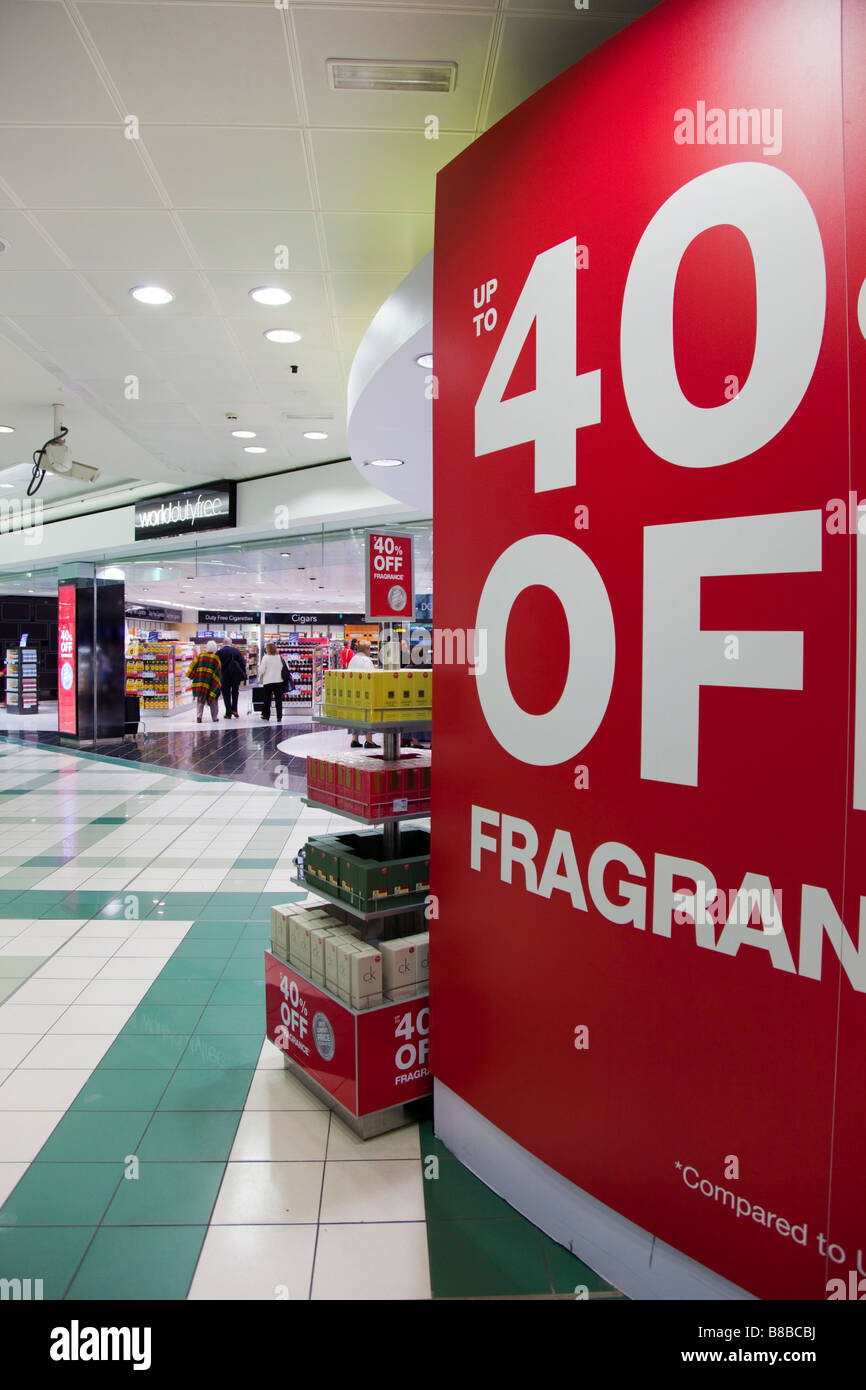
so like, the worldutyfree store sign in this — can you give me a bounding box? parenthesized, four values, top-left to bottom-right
(432, 0, 865, 1299)
(133, 483, 237, 541)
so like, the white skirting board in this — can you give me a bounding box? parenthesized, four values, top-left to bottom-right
(433, 1079, 756, 1301)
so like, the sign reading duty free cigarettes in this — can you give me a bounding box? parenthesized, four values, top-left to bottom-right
(365, 530, 415, 623)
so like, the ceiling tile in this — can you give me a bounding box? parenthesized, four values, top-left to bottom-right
(0, 213, 68, 269)
(144, 128, 313, 210)
(176, 211, 322, 272)
(0, 128, 163, 209)
(336, 316, 380, 363)
(486, 15, 625, 127)
(205, 271, 329, 318)
(504, 0, 660, 12)
(0, 2, 118, 124)
(311, 130, 473, 211)
(293, 7, 492, 130)
(79, 2, 299, 125)
(116, 315, 235, 357)
(79, 268, 217, 316)
(7, 316, 154, 380)
(329, 271, 405, 319)
(34, 211, 195, 271)
(322, 212, 433, 271)
(0, 270, 108, 317)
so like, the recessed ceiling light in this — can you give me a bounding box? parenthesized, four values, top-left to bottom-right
(232, 430, 256, 439)
(280, 552, 291, 557)
(304, 431, 328, 440)
(130, 285, 174, 305)
(264, 329, 301, 343)
(0, 424, 15, 433)
(250, 287, 292, 306)
(415, 353, 433, 369)
(0, 483, 13, 489)
(244, 446, 267, 453)
(328, 58, 457, 93)
(366, 458, 404, 467)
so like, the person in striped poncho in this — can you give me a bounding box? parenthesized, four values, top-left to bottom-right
(187, 640, 223, 723)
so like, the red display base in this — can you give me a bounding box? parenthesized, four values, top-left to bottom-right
(264, 951, 431, 1116)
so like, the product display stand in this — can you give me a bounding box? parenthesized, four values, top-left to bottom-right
(264, 709, 433, 1136)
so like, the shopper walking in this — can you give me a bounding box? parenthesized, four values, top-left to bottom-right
(217, 640, 246, 719)
(348, 640, 379, 749)
(258, 641, 285, 723)
(188, 641, 222, 723)
(340, 638, 355, 669)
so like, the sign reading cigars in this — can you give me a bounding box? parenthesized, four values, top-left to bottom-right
(432, 0, 865, 1299)
(134, 483, 237, 541)
(365, 529, 415, 622)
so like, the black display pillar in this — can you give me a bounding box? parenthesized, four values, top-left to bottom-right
(58, 572, 125, 744)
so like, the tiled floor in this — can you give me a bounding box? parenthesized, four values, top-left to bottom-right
(0, 736, 619, 1300)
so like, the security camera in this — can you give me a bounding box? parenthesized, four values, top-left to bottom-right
(26, 404, 101, 495)
(41, 441, 100, 484)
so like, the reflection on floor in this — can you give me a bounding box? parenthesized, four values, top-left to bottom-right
(0, 739, 621, 1300)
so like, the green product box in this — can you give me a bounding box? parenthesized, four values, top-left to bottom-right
(330, 828, 431, 912)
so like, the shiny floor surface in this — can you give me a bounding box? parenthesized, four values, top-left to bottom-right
(0, 737, 619, 1300)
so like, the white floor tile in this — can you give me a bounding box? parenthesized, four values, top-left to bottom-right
(188, 1224, 318, 1301)
(50, 1004, 135, 1034)
(229, 1110, 330, 1162)
(31, 957, 103, 981)
(5, 978, 87, 1006)
(243, 1070, 328, 1112)
(319, 1160, 426, 1223)
(211, 1161, 323, 1225)
(74, 979, 151, 1006)
(0, 940, 66, 958)
(326, 1117, 421, 1162)
(255, 1040, 286, 1070)
(76, 922, 136, 938)
(0, 1162, 28, 1206)
(52, 939, 118, 958)
(311, 1223, 431, 1301)
(0, 1003, 69, 1032)
(0, 1110, 64, 1161)
(0, 1068, 91, 1110)
(19, 1034, 113, 1069)
(92, 959, 165, 981)
(0, 1035, 41, 1066)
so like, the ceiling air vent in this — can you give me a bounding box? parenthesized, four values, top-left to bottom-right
(327, 59, 457, 93)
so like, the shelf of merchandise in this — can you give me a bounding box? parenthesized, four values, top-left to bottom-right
(267, 635, 328, 707)
(4, 649, 37, 712)
(265, 703, 433, 1133)
(135, 642, 176, 712)
(312, 714, 431, 735)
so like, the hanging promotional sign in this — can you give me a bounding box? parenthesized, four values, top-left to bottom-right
(365, 529, 415, 622)
(432, 0, 865, 1300)
(197, 610, 260, 627)
(57, 584, 77, 736)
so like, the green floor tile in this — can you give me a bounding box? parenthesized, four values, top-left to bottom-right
(170, 940, 234, 959)
(94, 1035, 189, 1069)
(208, 979, 263, 1007)
(158, 1067, 254, 1111)
(194, 1005, 264, 1034)
(0, 978, 26, 1001)
(159, 957, 226, 981)
(144, 894, 214, 918)
(140, 979, 215, 1007)
(22, 855, 73, 867)
(36, 1111, 149, 1163)
(103, 1162, 225, 1226)
(49, 892, 118, 915)
(235, 858, 278, 868)
(423, 1158, 522, 1222)
(0, 1226, 95, 1300)
(0, 955, 47, 977)
(137, 1110, 241, 1161)
(184, 921, 244, 939)
(65, 1224, 206, 1300)
(0, 1163, 121, 1227)
(72, 1069, 173, 1111)
(426, 1219, 553, 1298)
(419, 1118, 458, 1165)
(219, 958, 266, 981)
(121, 1004, 203, 1035)
(229, 939, 272, 957)
(537, 1231, 619, 1294)
(179, 1034, 264, 1068)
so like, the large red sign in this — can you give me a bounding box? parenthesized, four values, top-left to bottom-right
(57, 584, 77, 736)
(264, 953, 431, 1115)
(365, 529, 415, 622)
(432, 0, 865, 1299)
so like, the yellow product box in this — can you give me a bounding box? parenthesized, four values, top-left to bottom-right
(413, 670, 433, 709)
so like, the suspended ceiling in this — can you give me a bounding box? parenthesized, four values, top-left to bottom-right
(0, 0, 661, 512)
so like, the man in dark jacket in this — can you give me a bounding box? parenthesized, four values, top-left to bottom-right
(217, 642, 246, 719)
